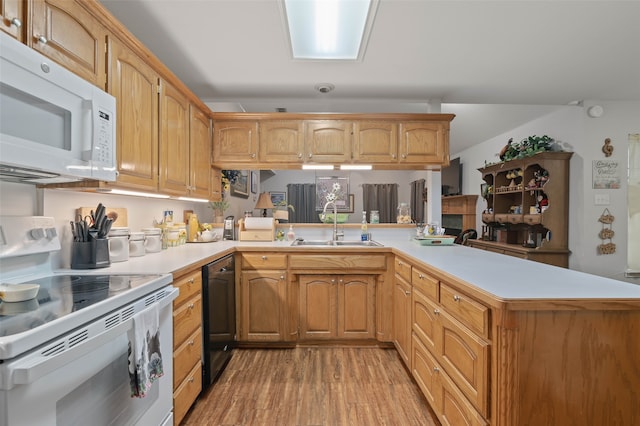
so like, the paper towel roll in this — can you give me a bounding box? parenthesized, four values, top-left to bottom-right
(243, 217, 274, 230)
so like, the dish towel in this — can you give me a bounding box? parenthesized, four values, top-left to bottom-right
(128, 304, 164, 398)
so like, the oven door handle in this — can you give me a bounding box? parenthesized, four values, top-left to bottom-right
(10, 287, 178, 386)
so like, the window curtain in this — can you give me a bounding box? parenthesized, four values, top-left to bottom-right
(362, 184, 398, 223)
(411, 179, 425, 224)
(287, 184, 321, 223)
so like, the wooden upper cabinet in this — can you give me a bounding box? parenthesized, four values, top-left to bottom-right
(189, 104, 212, 198)
(108, 37, 159, 190)
(30, 0, 108, 89)
(1, 0, 24, 40)
(399, 122, 449, 165)
(213, 120, 258, 163)
(159, 79, 189, 195)
(210, 167, 222, 201)
(304, 120, 352, 163)
(353, 121, 398, 163)
(259, 120, 304, 163)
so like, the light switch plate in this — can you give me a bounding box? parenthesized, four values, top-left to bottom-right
(594, 193, 610, 205)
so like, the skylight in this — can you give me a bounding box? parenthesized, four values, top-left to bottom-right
(282, 0, 378, 60)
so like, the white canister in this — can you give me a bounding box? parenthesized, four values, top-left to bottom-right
(129, 232, 146, 257)
(142, 227, 162, 253)
(108, 227, 130, 262)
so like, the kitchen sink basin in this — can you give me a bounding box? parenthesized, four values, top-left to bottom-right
(290, 239, 383, 247)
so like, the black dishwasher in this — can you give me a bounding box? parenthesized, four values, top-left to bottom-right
(202, 254, 236, 387)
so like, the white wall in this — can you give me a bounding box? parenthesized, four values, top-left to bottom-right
(456, 102, 640, 282)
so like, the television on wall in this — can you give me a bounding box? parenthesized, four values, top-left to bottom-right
(441, 157, 463, 196)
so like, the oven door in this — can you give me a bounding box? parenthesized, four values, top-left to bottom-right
(0, 286, 177, 426)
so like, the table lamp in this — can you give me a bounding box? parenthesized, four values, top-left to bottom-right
(254, 192, 274, 217)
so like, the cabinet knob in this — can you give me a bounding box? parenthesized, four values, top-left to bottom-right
(418, 274, 424, 279)
(331, 279, 336, 284)
(298, 153, 303, 158)
(308, 153, 313, 158)
(404, 290, 411, 296)
(453, 295, 461, 302)
(35, 34, 48, 44)
(251, 153, 256, 158)
(392, 154, 396, 159)
(10, 17, 22, 28)
(434, 309, 440, 315)
(433, 366, 440, 373)
(188, 278, 194, 284)
(401, 154, 407, 159)
(189, 340, 194, 346)
(188, 377, 194, 383)
(261, 255, 267, 260)
(188, 303, 195, 309)
(280, 275, 285, 280)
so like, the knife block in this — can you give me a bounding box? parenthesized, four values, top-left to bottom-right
(71, 238, 110, 269)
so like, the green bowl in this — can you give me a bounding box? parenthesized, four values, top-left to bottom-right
(319, 213, 350, 224)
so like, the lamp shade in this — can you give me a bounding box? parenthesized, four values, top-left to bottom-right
(255, 192, 274, 217)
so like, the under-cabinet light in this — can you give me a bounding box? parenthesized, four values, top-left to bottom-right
(302, 164, 335, 170)
(281, 0, 378, 60)
(176, 196, 210, 203)
(97, 189, 170, 199)
(340, 164, 372, 170)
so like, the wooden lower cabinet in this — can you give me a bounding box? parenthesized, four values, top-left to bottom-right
(299, 274, 375, 340)
(393, 270, 412, 366)
(172, 269, 203, 426)
(239, 269, 288, 341)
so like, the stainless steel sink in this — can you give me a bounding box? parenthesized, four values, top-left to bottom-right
(290, 239, 383, 247)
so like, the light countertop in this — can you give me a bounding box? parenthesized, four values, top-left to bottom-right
(79, 233, 640, 301)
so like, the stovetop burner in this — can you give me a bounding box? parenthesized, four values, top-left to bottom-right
(0, 274, 162, 337)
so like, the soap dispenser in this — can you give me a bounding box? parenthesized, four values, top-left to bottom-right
(361, 211, 369, 241)
(287, 225, 296, 241)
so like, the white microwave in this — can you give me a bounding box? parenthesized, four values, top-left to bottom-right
(0, 32, 116, 184)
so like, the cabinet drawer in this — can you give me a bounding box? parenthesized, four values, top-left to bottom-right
(241, 253, 287, 269)
(394, 257, 412, 282)
(173, 270, 202, 308)
(173, 327, 202, 388)
(290, 254, 386, 270)
(412, 267, 438, 302)
(440, 284, 489, 338)
(412, 289, 439, 354)
(439, 364, 488, 426)
(438, 311, 489, 417)
(174, 363, 203, 425)
(173, 294, 202, 347)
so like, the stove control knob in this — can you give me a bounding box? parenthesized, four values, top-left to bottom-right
(30, 228, 46, 240)
(46, 227, 57, 239)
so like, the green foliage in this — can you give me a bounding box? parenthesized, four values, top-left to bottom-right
(501, 135, 554, 162)
(209, 199, 230, 214)
(275, 200, 295, 212)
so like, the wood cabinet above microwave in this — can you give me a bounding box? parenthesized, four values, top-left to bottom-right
(211, 113, 454, 170)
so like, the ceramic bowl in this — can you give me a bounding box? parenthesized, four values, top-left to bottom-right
(0, 283, 40, 302)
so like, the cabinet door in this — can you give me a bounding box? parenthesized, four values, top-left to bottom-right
(0, 0, 23, 40)
(30, 0, 107, 88)
(213, 120, 258, 163)
(158, 80, 190, 195)
(189, 104, 212, 198)
(211, 167, 222, 201)
(393, 274, 412, 366)
(399, 122, 448, 164)
(338, 275, 375, 339)
(259, 120, 304, 163)
(108, 37, 159, 190)
(299, 275, 337, 340)
(412, 287, 439, 354)
(240, 270, 286, 341)
(353, 121, 398, 163)
(412, 333, 441, 413)
(304, 120, 352, 163)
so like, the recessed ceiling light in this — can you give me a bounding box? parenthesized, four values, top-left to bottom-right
(315, 83, 335, 94)
(281, 0, 379, 61)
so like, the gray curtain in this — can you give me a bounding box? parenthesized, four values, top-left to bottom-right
(411, 179, 425, 224)
(362, 184, 398, 223)
(287, 184, 321, 223)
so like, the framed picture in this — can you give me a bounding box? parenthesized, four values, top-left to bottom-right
(344, 194, 355, 213)
(270, 191, 286, 206)
(251, 171, 258, 194)
(315, 176, 350, 211)
(230, 170, 249, 198)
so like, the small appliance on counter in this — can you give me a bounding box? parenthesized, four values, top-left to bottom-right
(223, 216, 235, 240)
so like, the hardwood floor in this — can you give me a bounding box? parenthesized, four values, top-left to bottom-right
(182, 347, 439, 426)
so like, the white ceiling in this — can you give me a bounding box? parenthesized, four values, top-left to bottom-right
(99, 0, 640, 154)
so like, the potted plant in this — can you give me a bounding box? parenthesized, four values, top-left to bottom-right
(273, 201, 295, 222)
(209, 199, 230, 223)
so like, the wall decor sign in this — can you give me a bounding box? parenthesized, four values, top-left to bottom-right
(592, 160, 621, 189)
(230, 170, 249, 198)
(315, 176, 349, 211)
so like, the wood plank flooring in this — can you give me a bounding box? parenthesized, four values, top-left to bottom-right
(182, 347, 440, 426)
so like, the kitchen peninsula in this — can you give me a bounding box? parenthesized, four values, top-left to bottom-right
(91, 231, 640, 426)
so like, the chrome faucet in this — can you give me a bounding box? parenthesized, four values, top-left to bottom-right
(322, 200, 344, 241)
